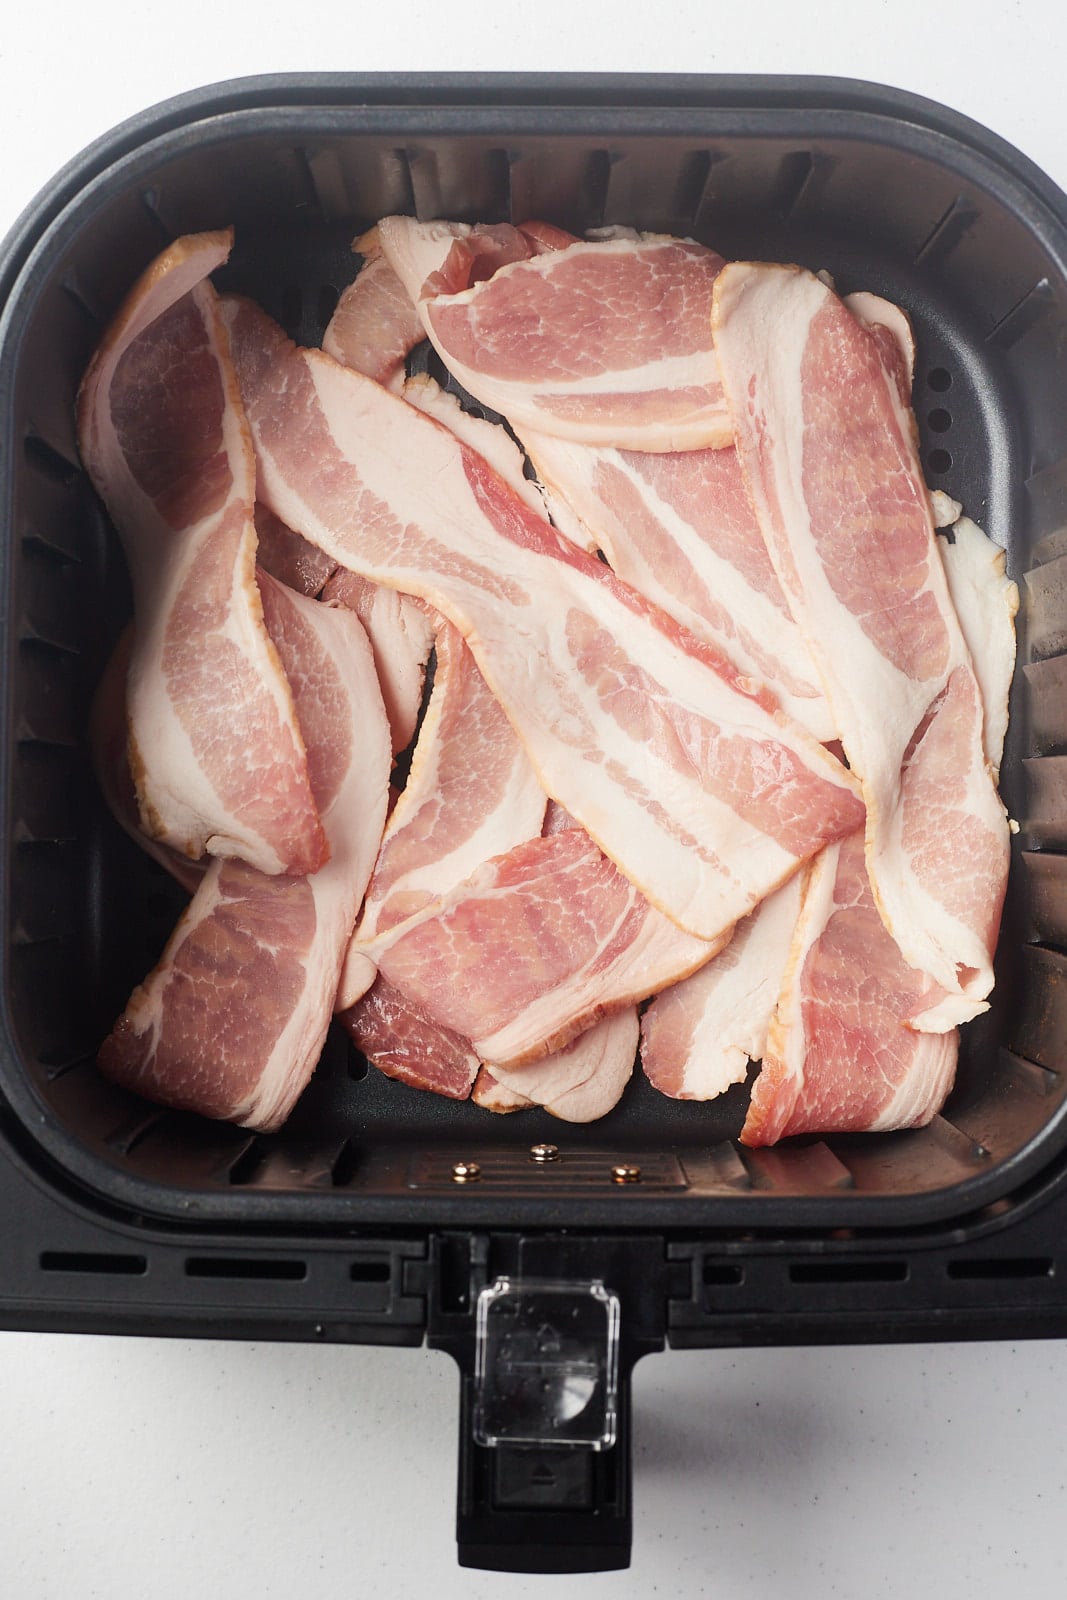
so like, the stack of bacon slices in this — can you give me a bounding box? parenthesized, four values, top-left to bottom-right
(75, 215, 1017, 1144)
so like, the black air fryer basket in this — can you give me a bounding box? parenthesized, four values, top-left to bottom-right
(2, 74, 1067, 1573)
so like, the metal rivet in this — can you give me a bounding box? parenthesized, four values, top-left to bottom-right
(611, 1163, 641, 1185)
(529, 1143, 560, 1163)
(451, 1160, 481, 1184)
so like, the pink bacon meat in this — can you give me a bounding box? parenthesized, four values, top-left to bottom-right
(322, 225, 427, 391)
(378, 218, 732, 451)
(320, 567, 435, 757)
(76, 230, 327, 876)
(713, 263, 1009, 1027)
(98, 575, 391, 1131)
(253, 504, 338, 597)
(335, 613, 546, 1012)
(361, 829, 725, 1066)
(523, 433, 834, 740)
(352, 616, 547, 946)
(740, 830, 959, 1146)
(222, 295, 863, 942)
(342, 977, 481, 1100)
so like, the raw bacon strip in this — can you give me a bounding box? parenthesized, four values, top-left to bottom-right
(89, 628, 206, 897)
(341, 976, 480, 1100)
(254, 504, 337, 596)
(319, 568, 435, 756)
(352, 617, 546, 948)
(98, 577, 391, 1131)
(376, 217, 540, 304)
(522, 434, 835, 740)
(486, 1008, 638, 1122)
(323, 218, 569, 392)
(379, 220, 732, 451)
(640, 875, 803, 1101)
(739, 830, 959, 1146)
(401, 375, 549, 520)
(713, 263, 1009, 1025)
(363, 830, 726, 1065)
(740, 508, 1016, 1143)
(76, 231, 327, 876)
(472, 1067, 528, 1113)
(940, 517, 1019, 782)
(223, 296, 863, 941)
(322, 226, 426, 391)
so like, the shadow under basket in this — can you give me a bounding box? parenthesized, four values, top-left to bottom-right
(3, 73, 1067, 1575)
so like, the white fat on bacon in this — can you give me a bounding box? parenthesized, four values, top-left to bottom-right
(223, 295, 864, 943)
(940, 516, 1018, 783)
(401, 374, 550, 519)
(713, 263, 1010, 1028)
(478, 1008, 639, 1122)
(98, 576, 391, 1131)
(77, 231, 326, 877)
(640, 874, 803, 1101)
(377, 217, 732, 451)
(521, 432, 834, 740)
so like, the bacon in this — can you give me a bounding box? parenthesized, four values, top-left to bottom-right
(253, 504, 338, 596)
(223, 295, 864, 943)
(713, 263, 1009, 1026)
(322, 226, 426, 391)
(378, 219, 732, 451)
(76, 231, 326, 877)
(319, 568, 434, 756)
(361, 830, 725, 1065)
(89, 628, 206, 897)
(740, 830, 959, 1145)
(401, 375, 550, 520)
(480, 1008, 638, 1121)
(522, 433, 834, 739)
(97, 576, 391, 1131)
(352, 617, 546, 946)
(341, 976, 480, 1100)
(640, 875, 802, 1101)
(940, 517, 1019, 783)
(376, 216, 541, 304)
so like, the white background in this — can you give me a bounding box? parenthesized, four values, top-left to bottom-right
(2, 3, 1067, 1596)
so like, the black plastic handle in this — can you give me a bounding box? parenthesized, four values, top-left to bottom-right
(455, 1365, 632, 1573)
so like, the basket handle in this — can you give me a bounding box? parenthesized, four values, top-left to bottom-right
(454, 1363, 633, 1573)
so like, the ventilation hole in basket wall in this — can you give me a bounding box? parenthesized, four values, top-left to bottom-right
(927, 449, 952, 475)
(184, 1256, 307, 1281)
(789, 1260, 909, 1284)
(927, 367, 953, 393)
(40, 1250, 147, 1276)
(350, 1259, 391, 1283)
(946, 1256, 1053, 1280)
(702, 1262, 744, 1287)
(928, 408, 952, 434)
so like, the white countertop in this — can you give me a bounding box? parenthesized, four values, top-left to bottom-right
(3, 3, 1067, 1595)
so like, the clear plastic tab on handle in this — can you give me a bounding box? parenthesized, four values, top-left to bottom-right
(473, 1276, 621, 1449)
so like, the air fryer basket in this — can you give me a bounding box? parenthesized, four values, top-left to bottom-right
(3, 75, 1067, 1572)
